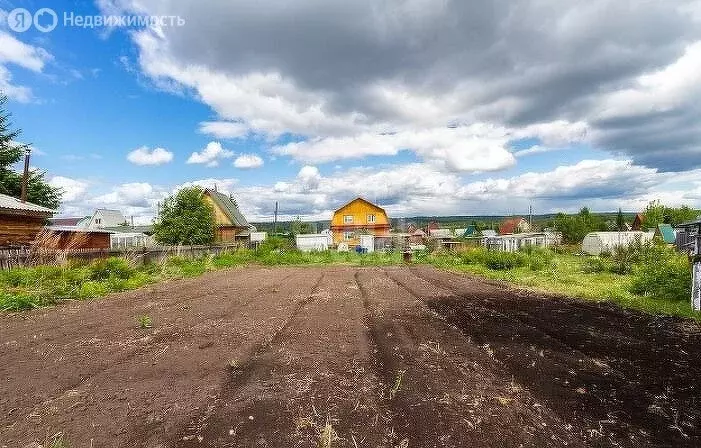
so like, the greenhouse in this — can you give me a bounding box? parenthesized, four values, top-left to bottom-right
(581, 231, 654, 256)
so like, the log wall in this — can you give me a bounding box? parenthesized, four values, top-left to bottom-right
(0, 214, 46, 247)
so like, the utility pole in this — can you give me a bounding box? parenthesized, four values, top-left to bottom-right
(273, 201, 279, 234)
(20, 148, 30, 202)
(529, 204, 533, 226)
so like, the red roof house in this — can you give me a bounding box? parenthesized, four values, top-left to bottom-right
(499, 217, 531, 235)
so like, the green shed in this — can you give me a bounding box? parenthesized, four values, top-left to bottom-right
(655, 223, 676, 244)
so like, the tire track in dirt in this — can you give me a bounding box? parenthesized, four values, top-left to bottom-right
(169, 268, 397, 448)
(0, 269, 288, 423)
(163, 271, 327, 447)
(406, 265, 701, 447)
(120, 270, 323, 447)
(1, 268, 309, 447)
(363, 267, 589, 447)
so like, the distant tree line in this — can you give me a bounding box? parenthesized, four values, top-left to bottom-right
(552, 201, 699, 244)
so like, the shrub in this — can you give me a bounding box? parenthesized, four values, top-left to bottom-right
(89, 258, 135, 281)
(459, 248, 486, 265)
(630, 247, 691, 302)
(520, 247, 554, 271)
(0, 291, 41, 311)
(483, 251, 527, 270)
(78, 281, 110, 298)
(582, 257, 608, 274)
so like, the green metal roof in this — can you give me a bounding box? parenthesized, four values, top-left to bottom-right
(657, 223, 676, 243)
(206, 189, 250, 228)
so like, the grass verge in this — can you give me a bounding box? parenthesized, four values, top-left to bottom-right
(1, 239, 698, 321)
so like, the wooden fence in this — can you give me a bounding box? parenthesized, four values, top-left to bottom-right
(0, 243, 243, 271)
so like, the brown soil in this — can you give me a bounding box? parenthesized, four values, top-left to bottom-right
(1, 265, 699, 447)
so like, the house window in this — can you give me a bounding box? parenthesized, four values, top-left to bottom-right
(343, 231, 354, 241)
(367, 214, 376, 224)
(95, 218, 101, 225)
(344, 215, 354, 224)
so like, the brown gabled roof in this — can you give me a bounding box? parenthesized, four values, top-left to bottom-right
(49, 217, 87, 226)
(499, 217, 525, 235)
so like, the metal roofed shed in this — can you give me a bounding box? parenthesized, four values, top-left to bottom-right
(581, 231, 654, 256)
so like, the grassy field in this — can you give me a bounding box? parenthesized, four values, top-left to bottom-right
(423, 248, 697, 319)
(1, 240, 697, 320)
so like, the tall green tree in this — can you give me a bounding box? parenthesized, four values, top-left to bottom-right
(616, 208, 625, 231)
(0, 94, 62, 208)
(553, 207, 607, 243)
(153, 187, 216, 245)
(642, 200, 665, 230)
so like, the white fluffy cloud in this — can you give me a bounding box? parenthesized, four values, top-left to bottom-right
(0, 31, 52, 102)
(97, 0, 701, 172)
(457, 160, 659, 202)
(233, 154, 264, 169)
(186, 141, 233, 167)
(198, 121, 249, 139)
(49, 160, 701, 222)
(126, 146, 174, 165)
(49, 176, 89, 203)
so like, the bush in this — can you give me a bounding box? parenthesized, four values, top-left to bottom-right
(0, 291, 42, 311)
(483, 251, 527, 270)
(582, 257, 608, 274)
(520, 247, 554, 271)
(630, 247, 691, 302)
(78, 281, 111, 298)
(89, 258, 135, 281)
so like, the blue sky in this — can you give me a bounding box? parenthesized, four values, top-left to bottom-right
(1, 0, 700, 222)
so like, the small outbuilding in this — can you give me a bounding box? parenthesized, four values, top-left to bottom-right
(0, 193, 55, 247)
(581, 231, 653, 256)
(654, 224, 676, 244)
(203, 188, 251, 242)
(295, 233, 331, 252)
(41, 226, 114, 250)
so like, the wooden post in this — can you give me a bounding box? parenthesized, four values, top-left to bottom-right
(693, 258, 701, 312)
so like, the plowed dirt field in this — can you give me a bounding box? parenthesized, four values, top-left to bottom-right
(2, 266, 700, 447)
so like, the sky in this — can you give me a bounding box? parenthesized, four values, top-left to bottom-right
(1, 0, 700, 224)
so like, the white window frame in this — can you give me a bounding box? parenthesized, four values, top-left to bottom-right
(344, 215, 354, 224)
(367, 214, 376, 224)
(343, 231, 354, 241)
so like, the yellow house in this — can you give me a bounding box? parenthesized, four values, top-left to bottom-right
(203, 188, 251, 242)
(330, 198, 391, 246)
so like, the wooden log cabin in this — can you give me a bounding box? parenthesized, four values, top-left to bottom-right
(0, 193, 55, 247)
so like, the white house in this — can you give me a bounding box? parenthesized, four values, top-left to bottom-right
(80, 209, 128, 229)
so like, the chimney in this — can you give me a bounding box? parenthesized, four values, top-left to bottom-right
(20, 148, 30, 202)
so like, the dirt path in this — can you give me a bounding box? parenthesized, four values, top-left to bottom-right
(1, 265, 700, 447)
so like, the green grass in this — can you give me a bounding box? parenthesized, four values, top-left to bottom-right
(425, 246, 699, 320)
(1, 242, 698, 322)
(0, 248, 400, 312)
